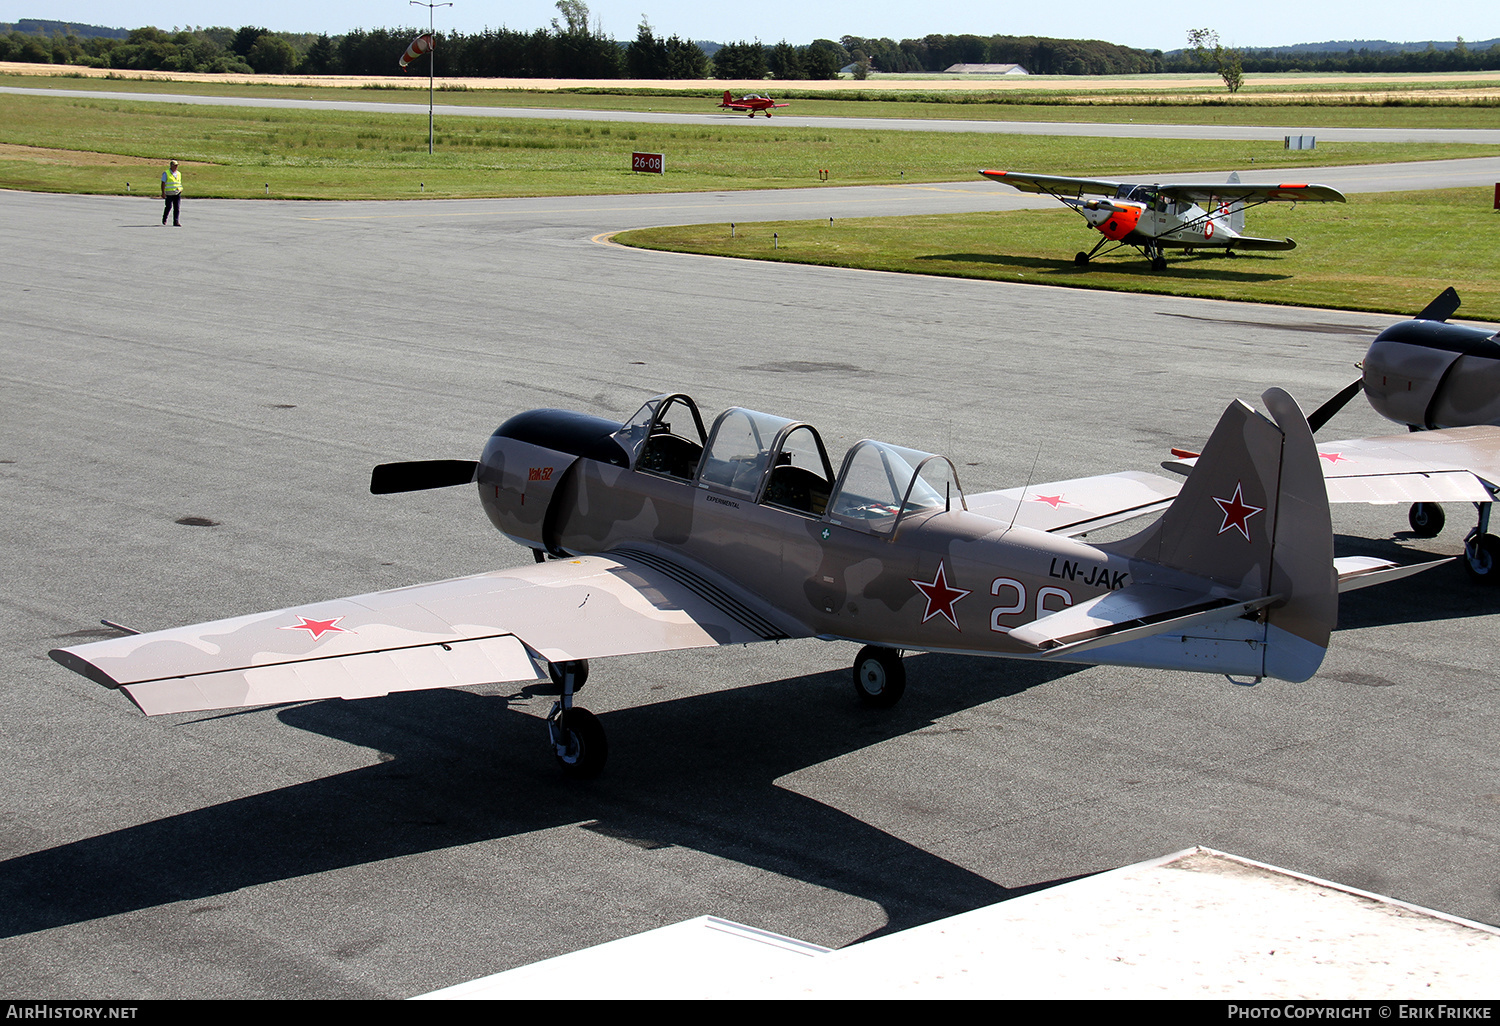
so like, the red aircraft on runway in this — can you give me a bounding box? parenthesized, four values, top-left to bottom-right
(719, 91, 789, 117)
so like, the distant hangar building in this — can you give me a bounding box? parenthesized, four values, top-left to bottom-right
(943, 63, 1029, 74)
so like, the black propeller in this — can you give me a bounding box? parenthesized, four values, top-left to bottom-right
(1415, 286, 1460, 322)
(1306, 377, 1365, 434)
(370, 460, 478, 494)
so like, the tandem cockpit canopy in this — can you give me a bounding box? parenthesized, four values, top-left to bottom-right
(613, 393, 966, 530)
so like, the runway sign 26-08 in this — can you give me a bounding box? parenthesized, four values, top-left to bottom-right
(632, 152, 665, 174)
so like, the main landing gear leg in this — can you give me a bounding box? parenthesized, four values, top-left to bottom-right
(1076, 236, 1109, 267)
(1463, 502, 1500, 585)
(852, 646, 907, 708)
(546, 659, 607, 778)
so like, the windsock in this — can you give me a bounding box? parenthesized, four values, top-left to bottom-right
(400, 33, 434, 69)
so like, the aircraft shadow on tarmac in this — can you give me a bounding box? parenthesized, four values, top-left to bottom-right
(0, 654, 1086, 944)
(915, 252, 1292, 283)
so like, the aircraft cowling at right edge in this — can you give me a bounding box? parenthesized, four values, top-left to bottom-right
(1166, 289, 1500, 583)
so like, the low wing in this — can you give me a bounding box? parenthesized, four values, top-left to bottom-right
(1164, 425, 1500, 504)
(965, 470, 1182, 536)
(51, 552, 808, 716)
(978, 170, 1124, 199)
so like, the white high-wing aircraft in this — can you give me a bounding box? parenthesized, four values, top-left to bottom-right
(979, 170, 1345, 271)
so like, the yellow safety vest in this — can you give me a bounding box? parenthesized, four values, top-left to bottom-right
(163, 170, 182, 195)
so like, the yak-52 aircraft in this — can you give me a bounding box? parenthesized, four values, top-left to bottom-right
(979, 170, 1346, 271)
(52, 389, 1435, 779)
(718, 91, 789, 117)
(1288, 289, 1500, 579)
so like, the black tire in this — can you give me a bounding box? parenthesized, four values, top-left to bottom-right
(548, 658, 589, 693)
(1151, 255, 1167, 272)
(1463, 534, 1500, 585)
(1408, 502, 1445, 538)
(852, 646, 906, 708)
(1074, 251, 1090, 267)
(554, 707, 608, 779)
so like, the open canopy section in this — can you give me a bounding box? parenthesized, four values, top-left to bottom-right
(828, 440, 966, 535)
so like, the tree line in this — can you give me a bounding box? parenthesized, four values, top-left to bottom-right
(5, 10, 1498, 79)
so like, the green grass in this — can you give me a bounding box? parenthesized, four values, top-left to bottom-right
(615, 188, 1500, 321)
(5, 70, 1500, 128)
(2, 92, 1498, 200)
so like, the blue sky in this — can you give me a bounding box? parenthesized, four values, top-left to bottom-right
(8, 2, 1494, 53)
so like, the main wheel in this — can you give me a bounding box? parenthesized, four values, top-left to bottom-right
(1463, 534, 1500, 585)
(852, 646, 906, 708)
(1151, 254, 1167, 272)
(1074, 251, 1090, 267)
(1408, 502, 1445, 538)
(553, 707, 608, 778)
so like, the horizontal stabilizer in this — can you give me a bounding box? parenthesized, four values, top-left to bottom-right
(1334, 555, 1450, 592)
(371, 460, 478, 494)
(1008, 584, 1278, 657)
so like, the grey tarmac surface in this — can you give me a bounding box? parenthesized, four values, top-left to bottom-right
(3, 182, 1499, 999)
(6, 84, 1500, 143)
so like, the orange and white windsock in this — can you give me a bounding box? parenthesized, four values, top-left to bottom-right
(399, 33, 434, 69)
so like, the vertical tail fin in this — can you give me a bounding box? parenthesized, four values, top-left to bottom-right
(1227, 171, 1246, 233)
(1105, 388, 1335, 681)
(722, 90, 732, 104)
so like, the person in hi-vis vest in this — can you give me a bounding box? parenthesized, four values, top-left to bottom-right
(161, 159, 182, 226)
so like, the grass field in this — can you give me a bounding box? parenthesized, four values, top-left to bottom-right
(2, 73, 1495, 319)
(5, 68, 1500, 127)
(2, 91, 1498, 200)
(615, 188, 1500, 321)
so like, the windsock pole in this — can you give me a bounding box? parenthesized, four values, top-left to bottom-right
(409, 2, 453, 155)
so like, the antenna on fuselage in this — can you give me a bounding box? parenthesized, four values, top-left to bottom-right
(1007, 442, 1044, 532)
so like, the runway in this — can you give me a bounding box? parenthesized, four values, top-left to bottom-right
(7, 84, 1500, 143)
(3, 181, 1499, 998)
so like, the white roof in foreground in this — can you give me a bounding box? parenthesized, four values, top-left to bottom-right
(416, 847, 1500, 999)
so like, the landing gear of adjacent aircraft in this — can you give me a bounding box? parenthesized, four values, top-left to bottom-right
(1408, 502, 1445, 538)
(545, 659, 605, 777)
(852, 646, 906, 708)
(549, 707, 607, 778)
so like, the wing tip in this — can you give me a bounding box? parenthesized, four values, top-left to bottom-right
(49, 648, 122, 690)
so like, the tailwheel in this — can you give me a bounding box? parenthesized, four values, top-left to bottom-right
(549, 707, 608, 779)
(1408, 502, 1445, 538)
(852, 646, 906, 708)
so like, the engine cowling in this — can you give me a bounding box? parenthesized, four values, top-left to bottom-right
(1362, 319, 1500, 429)
(476, 409, 629, 552)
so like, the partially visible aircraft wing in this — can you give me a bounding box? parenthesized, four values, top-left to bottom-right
(978, 170, 1124, 198)
(1164, 425, 1500, 504)
(965, 471, 1182, 536)
(50, 553, 809, 716)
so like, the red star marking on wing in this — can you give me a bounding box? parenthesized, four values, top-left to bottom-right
(1318, 451, 1350, 464)
(1212, 482, 1264, 542)
(279, 615, 350, 640)
(910, 560, 971, 630)
(1030, 494, 1074, 508)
